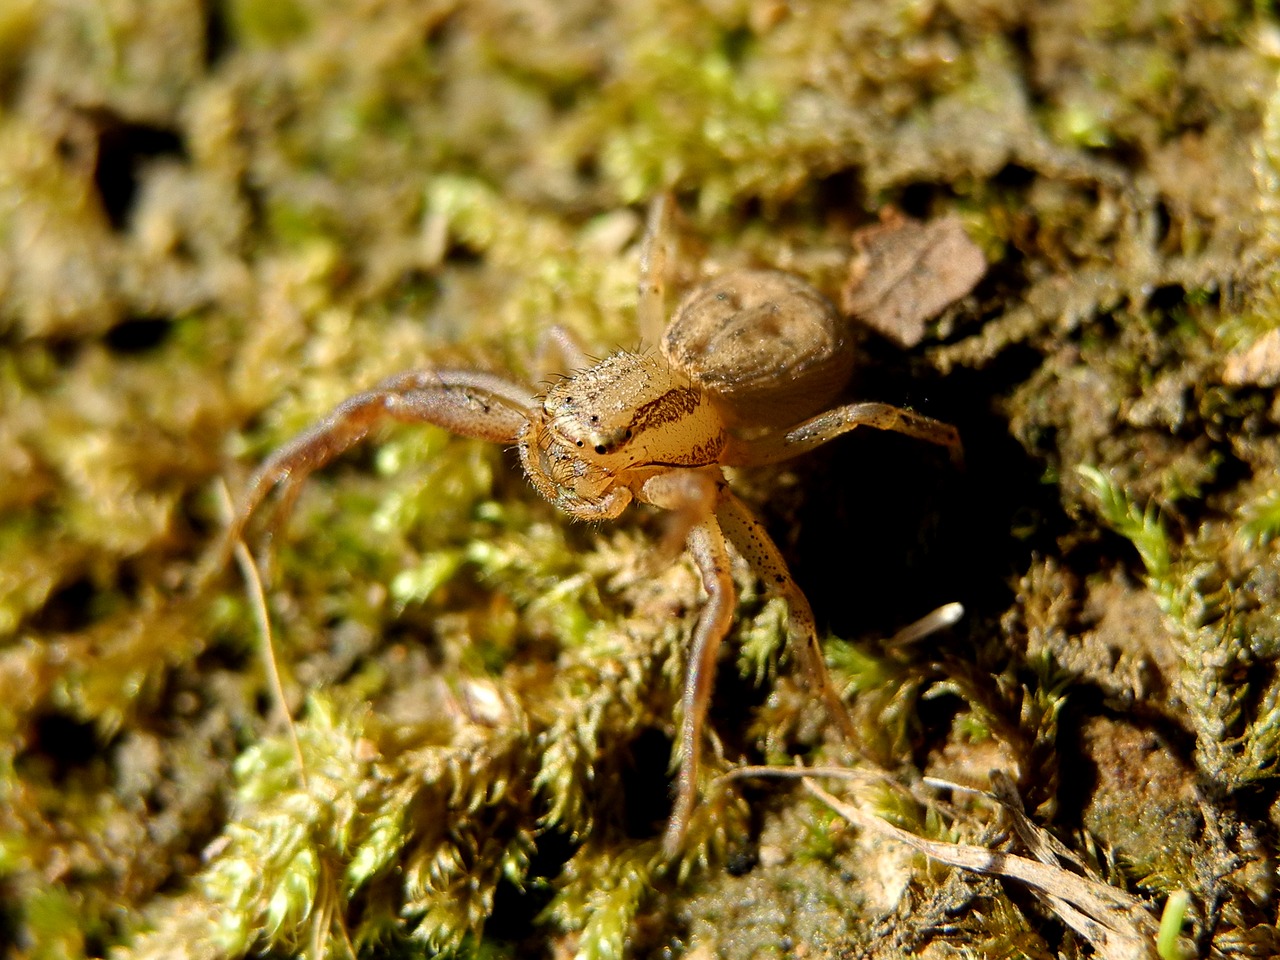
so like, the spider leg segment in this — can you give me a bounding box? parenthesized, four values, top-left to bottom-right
(207, 369, 533, 576)
(722, 401, 963, 468)
(638, 468, 732, 854)
(714, 489, 858, 745)
(640, 465, 722, 564)
(537, 325, 593, 379)
(636, 192, 674, 347)
(642, 469, 857, 855)
(667, 513, 738, 857)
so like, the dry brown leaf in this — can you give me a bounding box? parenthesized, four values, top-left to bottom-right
(842, 211, 987, 348)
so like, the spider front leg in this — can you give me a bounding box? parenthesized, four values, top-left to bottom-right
(715, 490, 858, 747)
(667, 513, 738, 857)
(203, 369, 533, 579)
(723, 400, 962, 467)
(641, 468, 856, 855)
(637, 468, 732, 855)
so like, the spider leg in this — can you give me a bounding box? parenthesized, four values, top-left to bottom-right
(637, 193, 674, 346)
(536, 325, 593, 380)
(641, 465, 722, 564)
(637, 468, 729, 854)
(569, 406, 953, 854)
(666, 513, 736, 857)
(715, 489, 858, 746)
(642, 468, 859, 853)
(201, 370, 533, 582)
(722, 401, 962, 467)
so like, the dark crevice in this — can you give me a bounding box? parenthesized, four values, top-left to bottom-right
(90, 116, 186, 231)
(485, 826, 577, 951)
(104, 315, 175, 354)
(18, 713, 107, 786)
(202, 0, 232, 67)
(620, 726, 677, 840)
(26, 577, 99, 633)
(786, 340, 1059, 641)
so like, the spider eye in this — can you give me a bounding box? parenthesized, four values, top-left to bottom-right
(594, 444, 607, 455)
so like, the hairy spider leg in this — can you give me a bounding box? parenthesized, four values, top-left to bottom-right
(723, 401, 962, 468)
(714, 489, 859, 746)
(642, 468, 859, 855)
(205, 369, 533, 581)
(669, 513, 737, 856)
(636, 192, 674, 347)
(637, 467, 732, 853)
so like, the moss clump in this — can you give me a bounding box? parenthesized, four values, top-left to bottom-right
(3, 1, 1280, 957)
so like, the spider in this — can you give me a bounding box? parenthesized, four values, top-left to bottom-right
(214, 196, 961, 855)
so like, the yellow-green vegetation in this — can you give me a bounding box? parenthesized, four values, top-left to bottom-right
(2, 1, 1280, 958)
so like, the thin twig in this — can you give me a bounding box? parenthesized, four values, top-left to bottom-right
(215, 480, 309, 788)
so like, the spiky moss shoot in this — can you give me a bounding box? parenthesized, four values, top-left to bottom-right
(1079, 466, 1280, 792)
(125, 693, 539, 958)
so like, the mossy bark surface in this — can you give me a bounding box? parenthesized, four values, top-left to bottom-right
(1, 1, 1277, 957)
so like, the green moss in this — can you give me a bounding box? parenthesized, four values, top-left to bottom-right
(2, 0, 1280, 956)
(1080, 464, 1280, 793)
(545, 846, 655, 960)
(226, 0, 312, 47)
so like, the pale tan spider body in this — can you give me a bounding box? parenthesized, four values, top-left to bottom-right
(661, 267, 856, 428)
(522, 351, 725, 513)
(216, 199, 960, 855)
